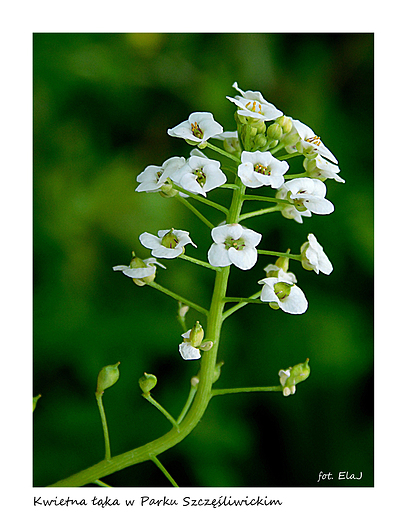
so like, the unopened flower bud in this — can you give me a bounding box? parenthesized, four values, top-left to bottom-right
(96, 362, 120, 395)
(276, 115, 292, 134)
(191, 375, 200, 387)
(275, 250, 291, 272)
(253, 133, 268, 149)
(178, 302, 189, 318)
(267, 122, 283, 141)
(189, 321, 204, 347)
(139, 372, 157, 394)
(212, 361, 224, 383)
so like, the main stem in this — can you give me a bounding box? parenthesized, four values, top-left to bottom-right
(48, 167, 245, 487)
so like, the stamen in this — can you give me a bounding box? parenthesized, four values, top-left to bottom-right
(191, 122, 204, 139)
(305, 135, 322, 146)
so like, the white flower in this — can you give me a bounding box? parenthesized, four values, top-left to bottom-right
(167, 112, 223, 144)
(136, 157, 186, 193)
(277, 178, 334, 222)
(208, 223, 262, 270)
(303, 155, 345, 183)
(112, 256, 165, 286)
(212, 130, 240, 153)
(287, 119, 338, 164)
(170, 153, 227, 197)
(259, 272, 308, 315)
(226, 82, 283, 121)
(300, 233, 333, 275)
(178, 322, 213, 361)
(237, 151, 288, 189)
(139, 228, 197, 259)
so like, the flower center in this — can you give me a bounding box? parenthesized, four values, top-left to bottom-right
(161, 229, 180, 249)
(274, 282, 292, 301)
(191, 122, 204, 139)
(254, 163, 271, 176)
(156, 169, 164, 180)
(194, 168, 207, 188)
(245, 101, 263, 115)
(224, 236, 245, 251)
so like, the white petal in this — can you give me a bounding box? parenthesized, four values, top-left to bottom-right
(139, 232, 162, 250)
(211, 223, 242, 244)
(152, 245, 183, 259)
(228, 246, 258, 270)
(112, 265, 128, 271)
(179, 342, 201, 360)
(240, 228, 262, 247)
(279, 286, 308, 314)
(121, 266, 155, 278)
(303, 196, 334, 215)
(208, 243, 231, 267)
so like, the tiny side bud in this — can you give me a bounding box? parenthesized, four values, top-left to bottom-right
(139, 372, 157, 394)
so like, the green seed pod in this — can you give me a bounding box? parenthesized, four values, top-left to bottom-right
(96, 362, 120, 395)
(189, 321, 204, 348)
(139, 372, 158, 394)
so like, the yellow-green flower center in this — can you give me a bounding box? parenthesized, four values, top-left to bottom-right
(254, 163, 271, 176)
(191, 122, 204, 139)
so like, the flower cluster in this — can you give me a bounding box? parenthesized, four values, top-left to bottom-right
(114, 81, 342, 363)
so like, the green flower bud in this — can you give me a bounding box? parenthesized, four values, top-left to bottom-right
(212, 361, 224, 384)
(139, 372, 158, 394)
(267, 122, 283, 141)
(253, 133, 268, 149)
(234, 111, 247, 125)
(189, 321, 204, 347)
(276, 115, 292, 134)
(96, 362, 120, 395)
(275, 250, 291, 273)
(33, 394, 41, 412)
(249, 119, 266, 133)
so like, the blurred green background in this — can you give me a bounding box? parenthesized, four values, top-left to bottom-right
(33, 33, 373, 487)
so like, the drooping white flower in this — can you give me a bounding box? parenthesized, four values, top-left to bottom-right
(258, 271, 308, 314)
(226, 82, 283, 121)
(167, 112, 223, 144)
(303, 155, 345, 183)
(170, 153, 227, 197)
(277, 178, 334, 222)
(286, 119, 338, 164)
(300, 233, 333, 275)
(112, 256, 166, 286)
(136, 157, 186, 193)
(208, 223, 262, 270)
(139, 229, 197, 259)
(237, 151, 288, 189)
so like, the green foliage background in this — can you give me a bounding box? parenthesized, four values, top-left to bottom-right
(33, 33, 373, 487)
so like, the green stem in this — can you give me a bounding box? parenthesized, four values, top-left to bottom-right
(275, 151, 302, 161)
(179, 253, 221, 272)
(143, 393, 179, 432)
(48, 166, 249, 488)
(212, 386, 282, 396)
(205, 141, 241, 163)
(95, 393, 112, 461)
(243, 194, 293, 205)
(219, 183, 239, 190)
(147, 281, 209, 316)
(239, 206, 280, 222)
(93, 479, 112, 487)
(176, 384, 198, 424)
(258, 250, 302, 261)
(222, 290, 262, 321)
(176, 195, 215, 229)
(174, 184, 229, 215)
(150, 455, 179, 487)
(284, 171, 309, 179)
(223, 297, 264, 304)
